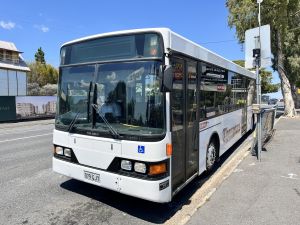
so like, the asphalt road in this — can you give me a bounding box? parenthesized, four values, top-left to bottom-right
(0, 120, 251, 225)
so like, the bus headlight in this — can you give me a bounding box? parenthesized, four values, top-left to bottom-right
(55, 146, 63, 155)
(121, 160, 132, 171)
(134, 162, 146, 174)
(64, 148, 72, 157)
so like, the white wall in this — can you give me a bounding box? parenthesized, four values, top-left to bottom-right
(0, 69, 27, 96)
(0, 69, 8, 96)
(17, 71, 26, 96)
(8, 70, 18, 96)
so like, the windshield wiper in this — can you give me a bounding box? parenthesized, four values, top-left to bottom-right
(67, 111, 81, 132)
(91, 103, 121, 139)
(68, 82, 93, 133)
(87, 81, 93, 122)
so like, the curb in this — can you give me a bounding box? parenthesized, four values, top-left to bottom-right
(164, 133, 254, 225)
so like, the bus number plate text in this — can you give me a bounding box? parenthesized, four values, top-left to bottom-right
(84, 171, 100, 183)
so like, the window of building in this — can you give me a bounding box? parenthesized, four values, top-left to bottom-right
(12, 53, 19, 64)
(6, 51, 12, 62)
(0, 50, 4, 61)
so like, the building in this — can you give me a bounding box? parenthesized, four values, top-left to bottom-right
(0, 40, 30, 96)
(44, 101, 56, 114)
(16, 103, 35, 117)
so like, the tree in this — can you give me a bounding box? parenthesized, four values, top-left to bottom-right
(226, 0, 300, 117)
(233, 60, 279, 94)
(35, 47, 46, 64)
(40, 83, 58, 96)
(27, 82, 41, 96)
(27, 62, 58, 87)
(260, 70, 280, 94)
(28, 47, 58, 96)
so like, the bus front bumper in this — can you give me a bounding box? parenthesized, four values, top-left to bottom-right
(53, 157, 171, 203)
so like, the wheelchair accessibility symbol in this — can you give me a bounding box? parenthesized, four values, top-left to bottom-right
(138, 145, 145, 154)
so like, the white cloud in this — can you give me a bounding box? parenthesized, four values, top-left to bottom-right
(34, 24, 50, 33)
(0, 21, 16, 30)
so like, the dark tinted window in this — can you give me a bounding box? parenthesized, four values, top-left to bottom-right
(200, 63, 230, 119)
(61, 33, 163, 65)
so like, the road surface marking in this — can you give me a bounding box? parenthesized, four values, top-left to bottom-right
(280, 173, 298, 180)
(0, 133, 52, 143)
(0, 128, 53, 136)
(233, 168, 244, 173)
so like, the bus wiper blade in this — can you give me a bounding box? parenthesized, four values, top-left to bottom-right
(67, 111, 81, 132)
(91, 104, 121, 139)
(87, 81, 93, 120)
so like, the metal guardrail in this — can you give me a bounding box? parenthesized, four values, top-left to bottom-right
(261, 106, 276, 145)
(251, 105, 277, 156)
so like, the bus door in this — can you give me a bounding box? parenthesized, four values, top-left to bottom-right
(170, 57, 199, 191)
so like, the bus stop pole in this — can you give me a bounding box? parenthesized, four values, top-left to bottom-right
(256, 0, 263, 161)
(256, 59, 262, 161)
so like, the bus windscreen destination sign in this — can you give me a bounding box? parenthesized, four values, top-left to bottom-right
(61, 33, 163, 65)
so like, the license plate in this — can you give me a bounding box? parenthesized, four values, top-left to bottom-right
(84, 171, 100, 183)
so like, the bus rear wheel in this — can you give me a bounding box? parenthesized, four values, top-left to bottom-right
(206, 140, 218, 171)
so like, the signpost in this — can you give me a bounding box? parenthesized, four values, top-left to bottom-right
(245, 0, 271, 161)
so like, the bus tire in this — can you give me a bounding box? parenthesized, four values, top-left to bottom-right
(206, 138, 218, 172)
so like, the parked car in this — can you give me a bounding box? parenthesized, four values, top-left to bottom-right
(277, 98, 285, 108)
(268, 98, 278, 105)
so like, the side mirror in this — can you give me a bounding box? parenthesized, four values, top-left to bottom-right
(160, 65, 173, 92)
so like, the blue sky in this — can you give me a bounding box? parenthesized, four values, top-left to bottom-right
(0, 0, 281, 98)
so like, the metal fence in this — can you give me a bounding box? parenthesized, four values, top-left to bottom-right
(251, 105, 277, 156)
(261, 106, 277, 145)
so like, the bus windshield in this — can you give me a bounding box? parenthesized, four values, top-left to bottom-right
(56, 61, 165, 139)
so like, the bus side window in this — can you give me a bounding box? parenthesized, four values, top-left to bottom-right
(230, 73, 247, 108)
(200, 63, 229, 119)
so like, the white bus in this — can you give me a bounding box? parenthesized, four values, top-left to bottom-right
(53, 28, 256, 203)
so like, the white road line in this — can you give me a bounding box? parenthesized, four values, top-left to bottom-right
(0, 133, 52, 143)
(0, 128, 53, 136)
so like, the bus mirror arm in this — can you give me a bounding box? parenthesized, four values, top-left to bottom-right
(160, 65, 173, 92)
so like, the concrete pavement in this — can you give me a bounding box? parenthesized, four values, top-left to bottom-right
(187, 117, 300, 225)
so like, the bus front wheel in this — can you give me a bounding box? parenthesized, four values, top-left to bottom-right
(206, 140, 218, 171)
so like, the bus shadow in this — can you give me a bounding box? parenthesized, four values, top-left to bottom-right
(60, 131, 252, 224)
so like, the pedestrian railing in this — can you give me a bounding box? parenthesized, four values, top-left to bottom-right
(251, 105, 277, 156)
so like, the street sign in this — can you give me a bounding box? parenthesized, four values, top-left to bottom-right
(245, 24, 271, 69)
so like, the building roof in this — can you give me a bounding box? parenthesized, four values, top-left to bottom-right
(0, 40, 30, 72)
(0, 61, 30, 72)
(0, 40, 23, 53)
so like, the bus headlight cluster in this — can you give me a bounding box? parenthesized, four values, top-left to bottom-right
(64, 148, 72, 157)
(121, 160, 132, 171)
(134, 162, 147, 174)
(54, 146, 72, 158)
(55, 146, 63, 155)
(120, 160, 147, 174)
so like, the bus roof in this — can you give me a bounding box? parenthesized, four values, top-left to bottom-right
(62, 28, 255, 79)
